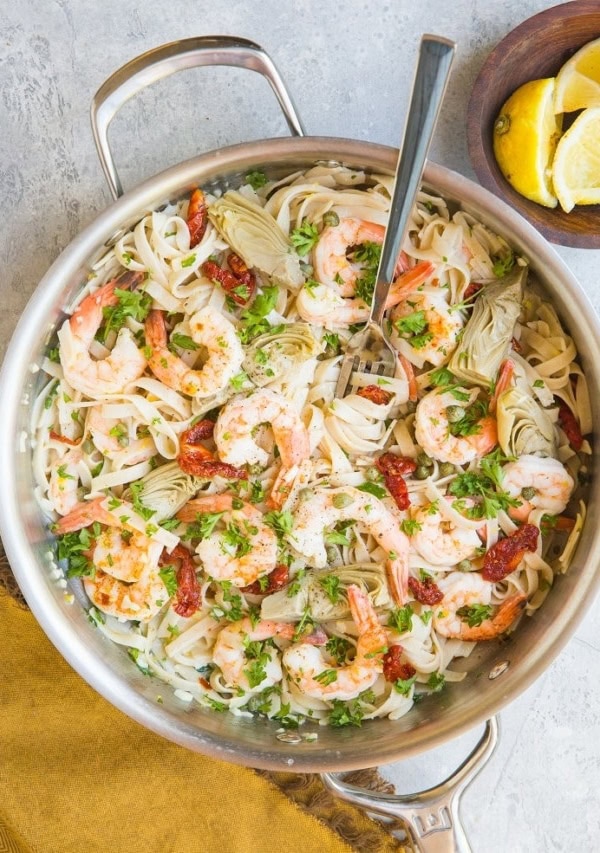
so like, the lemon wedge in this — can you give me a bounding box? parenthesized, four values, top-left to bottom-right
(493, 78, 563, 208)
(552, 106, 600, 212)
(554, 38, 600, 113)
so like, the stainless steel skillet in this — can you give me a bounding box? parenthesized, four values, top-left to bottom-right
(1, 36, 598, 852)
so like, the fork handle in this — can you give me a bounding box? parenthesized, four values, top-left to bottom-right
(370, 35, 455, 328)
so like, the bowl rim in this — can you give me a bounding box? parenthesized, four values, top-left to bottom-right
(2, 134, 600, 771)
(466, 0, 600, 249)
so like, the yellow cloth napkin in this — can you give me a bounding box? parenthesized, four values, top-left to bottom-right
(0, 591, 404, 853)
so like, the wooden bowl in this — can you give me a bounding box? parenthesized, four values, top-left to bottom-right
(467, 0, 600, 248)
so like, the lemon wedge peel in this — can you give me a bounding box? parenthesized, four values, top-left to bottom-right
(552, 106, 600, 213)
(554, 38, 600, 113)
(493, 78, 563, 208)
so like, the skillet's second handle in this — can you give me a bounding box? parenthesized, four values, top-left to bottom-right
(321, 717, 499, 853)
(90, 35, 306, 200)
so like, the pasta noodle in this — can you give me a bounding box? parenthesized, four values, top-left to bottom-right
(34, 165, 590, 729)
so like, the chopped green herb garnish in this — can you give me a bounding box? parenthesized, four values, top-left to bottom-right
(290, 220, 320, 256)
(457, 603, 493, 627)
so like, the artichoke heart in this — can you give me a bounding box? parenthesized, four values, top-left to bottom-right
(260, 563, 390, 623)
(208, 191, 304, 288)
(497, 386, 557, 458)
(243, 323, 323, 386)
(449, 265, 527, 388)
(123, 461, 203, 522)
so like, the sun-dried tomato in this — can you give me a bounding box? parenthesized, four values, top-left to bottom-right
(160, 544, 201, 618)
(198, 676, 211, 690)
(375, 452, 417, 511)
(482, 524, 539, 582)
(557, 401, 583, 451)
(464, 281, 483, 301)
(242, 564, 290, 595)
(187, 188, 208, 248)
(356, 385, 394, 405)
(202, 254, 256, 306)
(383, 645, 416, 683)
(511, 336, 522, 353)
(408, 576, 444, 605)
(49, 430, 81, 446)
(177, 421, 246, 480)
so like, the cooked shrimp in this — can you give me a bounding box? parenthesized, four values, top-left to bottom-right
(57, 274, 147, 398)
(84, 567, 167, 623)
(87, 406, 155, 466)
(93, 527, 163, 583)
(48, 449, 82, 516)
(296, 261, 435, 327)
(144, 305, 243, 398)
(214, 389, 311, 507)
(213, 616, 295, 691)
(314, 217, 385, 295)
(391, 287, 464, 367)
(290, 486, 410, 604)
(54, 495, 163, 581)
(410, 501, 481, 566)
(415, 387, 497, 465)
(501, 454, 575, 522)
(433, 571, 526, 641)
(283, 584, 387, 700)
(176, 494, 278, 588)
(54, 496, 167, 621)
(53, 496, 116, 534)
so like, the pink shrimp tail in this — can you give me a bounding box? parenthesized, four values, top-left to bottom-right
(53, 497, 113, 534)
(490, 359, 515, 413)
(385, 260, 436, 309)
(398, 354, 418, 402)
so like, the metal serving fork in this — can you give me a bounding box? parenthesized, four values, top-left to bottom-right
(334, 35, 456, 399)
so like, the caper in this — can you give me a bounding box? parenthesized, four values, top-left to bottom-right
(323, 210, 340, 227)
(365, 466, 381, 482)
(332, 493, 354, 509)
(413, 465, 431, 480)
(405, 400, 417, 414)
(417, 451, 433, 467)
(326, 546, 339, 564)
(445, 405, 465, 424)
(521, 486, 537, 501)
(456, 559, 472, 572)
(439, 462, 455, 477)
(300, 261, 314, 277)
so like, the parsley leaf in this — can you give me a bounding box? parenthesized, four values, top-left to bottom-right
(319, 575, 342, 604)
(457, 603, 493, 627)
(245, 170, 268, 190)
(97, 287, 152, 344)
(395, 310, 428, 336)
(357, 481, 387, 499)
(290, 220, 320, 256)
(388, 604, 414, 634)
(158, 565, 178, 597)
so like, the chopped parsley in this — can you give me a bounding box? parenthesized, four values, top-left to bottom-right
(319, 574, 342, 604)
(128, 481, 156, 521)
(357, 481, 387, 500)
(427, 671, 446, 692)
(264, 510, 294, 539)
(400, 518, 422, 536)
(388, 604, 414, 635)
(325, 636, 351, 665)
(395, 310, 428, 336)
(169, 332, 198, 351)
(290, 220, 320, 256)
(314, 669, 338, 686)
(97, 287, 152, 344)
(245, 170, 268, 190)
(457, 603, 493, 627)
(492, 250, 515, 278)
(56, 527, 98, 577)
(447, 450, 521, 519)
(394, 674, 417, 696)
(158, 565, 178, 597)
(238, 286, 279, 343)
(353, 241, 382, 306)
(329, 697, 366, 728)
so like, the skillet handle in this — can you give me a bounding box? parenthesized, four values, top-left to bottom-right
(321, 717, 499, 853)
(90, 35, 306, 200)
